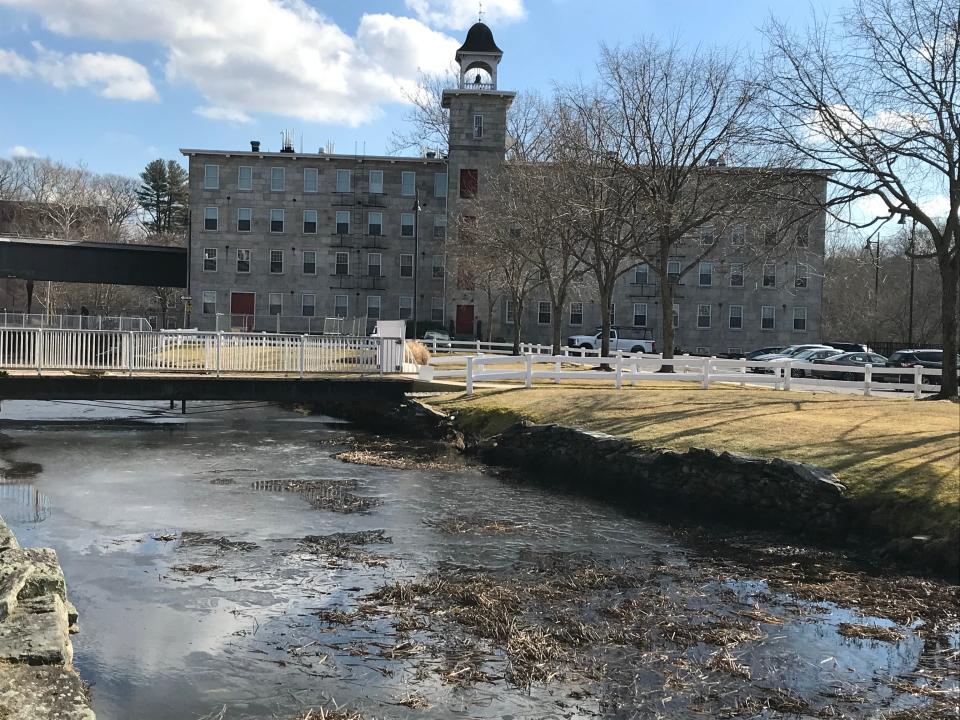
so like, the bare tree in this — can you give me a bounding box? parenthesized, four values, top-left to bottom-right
(594, 39, 806, 361)
(763, 0, 959, 398)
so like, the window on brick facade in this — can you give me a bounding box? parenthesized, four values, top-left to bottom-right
(762, 263, 776, 287)
(270, 250, 283, 274)
(432, 254, 444, 279)
(538, 301, 551, 325)
(268, 292, 282, 315)
(431, 297, 443, 322)
(633, 303, 647, 327)
(399, 296, 413, 320)
(334, 295, 348, 318)
(729, 262, 744, 287)
(204, 164, 219, 190)
(237, 207, 251, 232)
(202, 290, 216, 315)
(569, 302, 583, 326)
(795, 263, 809, 288)
(302, 293, 315, 317)
(761, 305, 776, 330)
(729, 304, 743, 329)
(335, 169, 351, 192)
(335, 211, 350, 235)
(204, 207, 218, 231)
(697, 304, 712, 329)
(303, 209, 317, 234)
(335, 252, 349, 276)
(672, 303, 680, 328)
(433, 215, 446, 239)
(238, 166, 252, 191)
(367, 252, 382, 277)
(203, 247, 217, 271)
(459, 168, 478, 198)
(400, 254, 413, 278)
(270, 208, 284, 233)
(793, 306, 807, 331)
(368, 211, 382, 236)
(634, 263, 649, 284)
(366, 295, 381, 320)
(505, 300, 515, 324)
(699, 262, 713, 286)
(270, 167, 284, 192)
(473, 114, 484, 139)
(667, 260, 680, 283)
(303, 167, 318, 193)
(236, 248, 250, 273)
(368, 170, 383, 194)
(434, 172, 447, 198)
(401, 212, 415, 237)
(401, 171, 416, 196)
(302, 250, 316, 275)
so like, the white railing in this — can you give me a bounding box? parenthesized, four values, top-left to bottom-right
(0, 313, 152, 331)
(420, 352, 945, 399)
(0, 328, 405, 376)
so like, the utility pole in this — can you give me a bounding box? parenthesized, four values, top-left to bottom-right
(865, 237, 881, 311)
(908, 218, 916, 346)
(412, 190, 421, 340)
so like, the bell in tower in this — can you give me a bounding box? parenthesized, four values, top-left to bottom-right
(455, 21, 503, 90)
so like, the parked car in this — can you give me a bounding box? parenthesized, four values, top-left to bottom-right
(825, 341, 871, 353)
(421, 330, 453, 348)
(811, 352, 889, 381)
(745, 346, 784, 361)
(788, 347, 844, 377)
(749, 344, 835, 372)
(885, 349, 958, 385)
(567, 327, 657, 354)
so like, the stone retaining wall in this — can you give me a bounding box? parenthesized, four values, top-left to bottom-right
(0, 515, 94, 719)
(476, 422, 852, 539)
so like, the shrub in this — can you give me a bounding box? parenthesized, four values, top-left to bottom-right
(405, 340, 431, 366)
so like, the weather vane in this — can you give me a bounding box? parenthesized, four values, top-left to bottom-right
(478, 1, 483, 22)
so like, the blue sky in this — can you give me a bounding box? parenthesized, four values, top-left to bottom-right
(0, 0, 849, 178)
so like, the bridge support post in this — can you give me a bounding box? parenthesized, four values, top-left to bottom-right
(216, 332, 222, 378)
(35, 327, 42, 376)
(299, 335, 305, 379)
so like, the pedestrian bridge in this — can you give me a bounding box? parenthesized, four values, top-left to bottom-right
(0, 328, 416, 403)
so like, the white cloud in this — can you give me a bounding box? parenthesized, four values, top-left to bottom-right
(0, 42, 157, 100)
(195, 106, 253, 124)
(405, 0, 525, 29)
(0, 47, 32, 76)
(9, 144, 39, 158)
(0, 0, 463, 125)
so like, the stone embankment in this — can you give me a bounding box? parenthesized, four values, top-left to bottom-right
(0, 516, 94, 719)
(476, 421, 852, 539)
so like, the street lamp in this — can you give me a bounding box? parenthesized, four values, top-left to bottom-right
(864, 237, 881, 311)
(411, 190, 421, 340)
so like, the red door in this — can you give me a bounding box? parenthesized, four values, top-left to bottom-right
(455, 304, 474, 336)
(230, 292, 255, 330)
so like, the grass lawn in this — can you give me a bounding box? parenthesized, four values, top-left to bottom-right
(433, 383, 960, 542)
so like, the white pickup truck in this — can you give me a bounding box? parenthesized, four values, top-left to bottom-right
(567, 328, 657, 354)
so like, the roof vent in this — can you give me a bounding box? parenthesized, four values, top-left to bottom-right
(250, 140, 261, 152)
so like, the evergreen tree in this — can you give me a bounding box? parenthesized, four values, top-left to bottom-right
(137, 159, 188, 234)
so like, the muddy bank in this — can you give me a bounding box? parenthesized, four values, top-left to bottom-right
(0, 515, 93, 720)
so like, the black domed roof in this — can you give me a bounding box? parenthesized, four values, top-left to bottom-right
(457, 22, 502, 55)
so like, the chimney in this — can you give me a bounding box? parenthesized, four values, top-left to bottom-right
(250, 140, 261, 152)
(707, 158, 718, 167)
(717, 155, 727, 167)
(425, 151, 436, 159)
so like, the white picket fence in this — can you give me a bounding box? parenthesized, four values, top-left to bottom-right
(0, 327, 405, 376)
(420, 352, 944, 398)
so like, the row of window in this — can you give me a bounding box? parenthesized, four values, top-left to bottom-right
(203, 164, 449, 197)
(201, 247, 444, 278)
(201, 207, 447, 237)
(200, 291, 444, 322)
(633, 261, 811, 289)
(511, 301, 809, 332)
(695, 223, 810, 248)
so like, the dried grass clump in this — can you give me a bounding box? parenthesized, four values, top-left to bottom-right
(405, 340, 431, 365)
(837, 622, 904, 642)
(423, 514, 525, 534)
